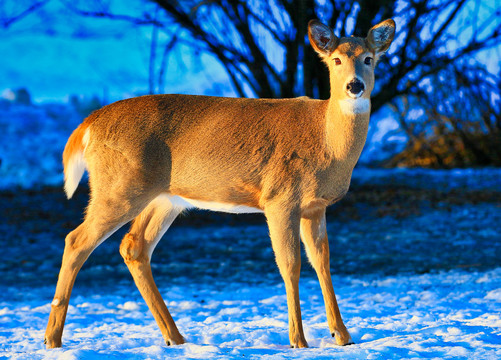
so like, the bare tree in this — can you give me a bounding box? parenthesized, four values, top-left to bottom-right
(0, 0, 49, 29)
(151, 0, 373, 99)
(149, 0, 500, 114)
(385, 61, 501, 168)
(11, 0, 501, 165)
(58, 1, 500, 107)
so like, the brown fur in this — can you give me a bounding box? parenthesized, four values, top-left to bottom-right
(45, 19, 395, 349)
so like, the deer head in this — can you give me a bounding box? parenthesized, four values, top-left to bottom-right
(308, 19, 395, 103)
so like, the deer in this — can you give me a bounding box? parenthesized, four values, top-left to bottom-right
(44, 18, 395, 349)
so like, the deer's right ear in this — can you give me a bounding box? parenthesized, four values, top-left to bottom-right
(308, 20, 338, 57)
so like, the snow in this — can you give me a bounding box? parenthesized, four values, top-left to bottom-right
(2, 268, 500, 359)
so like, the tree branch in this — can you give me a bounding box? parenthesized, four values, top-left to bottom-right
(1, 1, 49, 28)
(66, 6, 165, 27)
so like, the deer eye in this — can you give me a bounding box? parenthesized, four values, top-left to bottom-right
(364, 56, 373, 65)
(333, 58, 341, 65)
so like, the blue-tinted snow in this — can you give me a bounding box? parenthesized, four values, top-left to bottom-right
(2, 269, 500, 359)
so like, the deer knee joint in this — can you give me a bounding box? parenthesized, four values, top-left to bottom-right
(119, 233, 144, 263)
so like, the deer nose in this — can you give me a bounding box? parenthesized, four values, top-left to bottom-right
(346, 79, 365, 96)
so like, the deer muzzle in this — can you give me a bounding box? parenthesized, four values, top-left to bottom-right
(346, 78, 365, 98)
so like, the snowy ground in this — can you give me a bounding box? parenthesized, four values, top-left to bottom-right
(2, 268, 500, 359)
(1, 100, 500, 359)
(1, 181, 500, 359)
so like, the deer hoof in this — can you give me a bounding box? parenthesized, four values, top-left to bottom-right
(332, 330, 354, 346)
(290, 338, 309, 348)
(44, 337, 62, 349)
(165, 335, 186, 346)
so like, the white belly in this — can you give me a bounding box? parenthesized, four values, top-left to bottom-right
(167, 195, 263, 214)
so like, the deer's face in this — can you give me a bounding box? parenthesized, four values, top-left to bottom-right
(308, 19, 395, 103)
(327, 39, 376, 100)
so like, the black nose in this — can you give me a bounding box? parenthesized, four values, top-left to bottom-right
(346, 79, 365, 95)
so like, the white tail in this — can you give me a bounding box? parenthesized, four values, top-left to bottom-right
(62, 123, 90, 198)
(45, 19, 395, 349)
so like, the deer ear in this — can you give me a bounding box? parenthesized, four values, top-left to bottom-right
(367, 19, 395, 56)
(308, 20, 338, 57)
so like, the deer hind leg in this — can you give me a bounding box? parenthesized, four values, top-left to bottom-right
(265, 203, 308, 348)
(44, 192, 147, 349)
(119, 195, 185, 346)
(300, 209, 353, 346)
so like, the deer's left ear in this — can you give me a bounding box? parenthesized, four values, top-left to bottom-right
(366, 19, 395, 56)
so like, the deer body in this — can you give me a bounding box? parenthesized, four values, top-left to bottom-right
(45, 19, 395, 349)
(77, 95, 360, 214)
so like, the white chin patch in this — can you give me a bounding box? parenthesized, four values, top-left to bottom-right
(339, 98, 370, 115)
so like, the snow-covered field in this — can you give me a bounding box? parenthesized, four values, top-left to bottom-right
(1, 99, 500, 359)
(2, 268, 500, 359)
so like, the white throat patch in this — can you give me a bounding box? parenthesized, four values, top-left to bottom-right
(339, 98, 370, 115)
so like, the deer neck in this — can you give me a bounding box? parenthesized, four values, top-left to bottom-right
(324, 95, 371, 163)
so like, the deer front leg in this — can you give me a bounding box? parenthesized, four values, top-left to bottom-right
(300, 209, 353, 346)
(265, 203, 308, 348)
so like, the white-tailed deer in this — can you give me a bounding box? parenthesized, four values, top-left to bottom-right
(45, 19, 395, 349)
